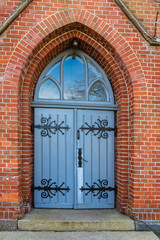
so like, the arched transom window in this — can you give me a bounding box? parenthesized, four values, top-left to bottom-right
(34, 50, 114, 104)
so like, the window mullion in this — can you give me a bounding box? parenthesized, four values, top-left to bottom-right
(61, 55, 66, 100)
(84, 56, 88, 101)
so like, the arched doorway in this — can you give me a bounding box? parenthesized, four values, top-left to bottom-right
(31, 49, 118, 209)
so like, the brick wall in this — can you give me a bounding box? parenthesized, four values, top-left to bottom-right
(0, 0, 160, 221)
(0, 0, 22, 25)
(123, 0, 160, 38)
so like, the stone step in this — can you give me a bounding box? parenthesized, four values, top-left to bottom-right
(0, 231, 159, 240)
(18, 209, 135, 231)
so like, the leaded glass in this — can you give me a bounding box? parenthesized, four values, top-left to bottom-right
(63, 56, 85, 100)
(39, 80, 60, 99)
(89, 81, 107, 102)
(87, 60, 102, 85)
(45, 61, 60, 83)
(36, 50, 113, 103)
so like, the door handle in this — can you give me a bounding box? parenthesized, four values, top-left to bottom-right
(78, 148, 82, 168)
(77, 129, 80, 140)
(82, 158, 88, 163)
(78, 148, 88, 167)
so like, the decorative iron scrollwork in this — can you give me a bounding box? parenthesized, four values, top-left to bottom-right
(32, 179, 70, 198)
(80, 119, 115, 139)
(33, 117, 70, 137)
(80, 179, 116, 199)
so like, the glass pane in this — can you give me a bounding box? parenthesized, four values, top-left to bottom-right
(64, 56, 85, 100)
(45, 61, 60, 83)
(87, 60, 102, 85)
(39, 80, 60, 99)
(89, 82, 107, 102)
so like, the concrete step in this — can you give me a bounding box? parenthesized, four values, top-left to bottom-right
(18, 209, 135, 231)
(0, 231, 159, 240)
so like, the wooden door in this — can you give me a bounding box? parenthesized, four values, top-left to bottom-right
(34, 108, 74, 208)
(33, 108, 115, 209)
(76, 109, 115, 208)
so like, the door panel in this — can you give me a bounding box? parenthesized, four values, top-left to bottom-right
(76, 109, 115, 208)
(34, 108, 74, 208)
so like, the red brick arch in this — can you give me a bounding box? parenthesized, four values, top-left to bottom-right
(4, 9, 146, 89)
(3, 9, 147, 220)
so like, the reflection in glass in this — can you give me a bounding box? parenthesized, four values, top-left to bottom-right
(45, 61, 60, 83)
(87, 60, 102, 85)
(39, 80, 60, 99)
(89, 81, 107, 102)
(64, 56, 85, 100)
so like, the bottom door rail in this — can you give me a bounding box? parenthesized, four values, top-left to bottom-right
(32, 179, 70, 198)
(80, 179, 116, 199)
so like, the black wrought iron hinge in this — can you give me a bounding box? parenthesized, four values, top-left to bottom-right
(80, 179, 117, 199)
(32, 179, 70, 198)
(31, 123, 34, 132)
(114, 126, 117, 135)
(80, 119, 117, 139)
(31, 117, 70, 137)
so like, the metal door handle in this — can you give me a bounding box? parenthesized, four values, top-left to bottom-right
(77, 129, 80, 140)
(82, 158, 88, 163)
(78, 148, 88, 167)
(78, 148, 82, 167)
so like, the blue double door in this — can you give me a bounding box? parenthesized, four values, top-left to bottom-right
(34, 108, 115, 209)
